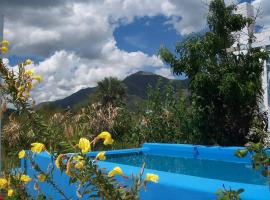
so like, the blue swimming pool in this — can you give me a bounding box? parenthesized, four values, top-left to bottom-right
(105, 153, 267, 185)
(22, 143, 270, 200)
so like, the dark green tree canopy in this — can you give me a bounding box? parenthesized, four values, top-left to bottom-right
(93, 77, 127, 106)
(160, 0, 269, 146)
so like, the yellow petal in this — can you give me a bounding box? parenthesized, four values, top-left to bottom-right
(55, 154, 64, 169)
(31, 143, 45, 154)
(74, 161, 85, 170)
(0, 178, 8, 189)
(73, 155, 83, 162)
(25, 69, 34, 76)
(18, 150, 26, 159)
(65, 159, 74, 177)
(108, 167, 124, 177)
(97, 131, 114, 145)
(7, 188, 14, 197)
(78, 138, 91, 154)
(96, 151, 106, 160)
(1, 40, 10, 46)
(24, 59, 32, 65)
(0, 46, 8, 54)
(20, 175, 31, 183)
(34, 75, 42, 82)
(37, 174, 46, 182)
(145, 173, 159, 183)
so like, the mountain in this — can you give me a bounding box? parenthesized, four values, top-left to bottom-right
(37, 71, 189, 110)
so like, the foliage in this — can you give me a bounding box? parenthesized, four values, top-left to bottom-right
(0, 44, 159, 199)
(160, 0, 269, 146)
(235, 142, 270, 179)
(92, 77, 127, 107)
(216, 185, 244, 200)
(131, 81, 194, 144)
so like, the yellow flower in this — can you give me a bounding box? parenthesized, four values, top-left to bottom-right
(18, 150, 26, 159)
(24, 59, 32, 65)
(78, 138, 91, 154)
(25, 69, 34, 76)
(27, 82, 33, 90)
(7, 188, 14, 197)
(145, 173, 159, 183)
(34, 75, 42, 82)
(31, 143, 45, 154)
(108, 167, 124, 177)
(55, 154, 64, 169)
(97, 131, 114, 145)
(37, 174, 46, 182)
(18, 85, 23, 92)
(73, 155, 83, 162)
(0, 178, 8, 189)
(66, 159, 74, 177)
(1, 40, 10, 46)
(0, 46, 8, 54)
(74, 161, 85, 170)
(96, 151, 106, 160)
(20, 175, 31, 183)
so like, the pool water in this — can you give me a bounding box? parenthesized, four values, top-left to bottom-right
(105, 153, 267, 185)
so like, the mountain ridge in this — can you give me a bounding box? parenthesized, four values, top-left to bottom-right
(37, 71, 189, 109)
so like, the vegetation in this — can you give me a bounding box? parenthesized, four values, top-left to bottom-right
(160, 0, 269, 146)
(0, 42, 158, 199)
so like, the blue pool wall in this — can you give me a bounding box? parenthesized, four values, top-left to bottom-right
(21, 143, 270, 200)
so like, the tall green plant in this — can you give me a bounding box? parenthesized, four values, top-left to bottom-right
(133, 81, 193, 144)
(160, 0, 269, 146)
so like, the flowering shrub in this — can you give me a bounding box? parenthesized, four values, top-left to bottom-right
(0, 41, 158, 199)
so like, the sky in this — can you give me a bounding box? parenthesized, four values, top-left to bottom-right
(1, 0, 270, 103)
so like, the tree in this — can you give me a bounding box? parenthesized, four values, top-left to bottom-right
(92, 77, 127, 107)
(160, 0, 269, 146)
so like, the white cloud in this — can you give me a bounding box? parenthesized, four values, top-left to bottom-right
(155, 68, 174, 79)
(29, 41, 163, 103)
(252, 0, 270, 30)
(0, 0, 209, 102)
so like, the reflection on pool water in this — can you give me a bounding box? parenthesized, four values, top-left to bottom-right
(105, 153, 267, 185)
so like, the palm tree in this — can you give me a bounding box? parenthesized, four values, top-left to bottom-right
(94, 77, 127, 106)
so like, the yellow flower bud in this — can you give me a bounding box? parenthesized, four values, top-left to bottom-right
(20, 175, 31, 183)
(78, 138, 91, 154)
(7, 188, 14, 197)
(24, 59, 32, 65)
(37, 174, 46, 182)
(1, 40, 10, 46)
(108, 167, 124, 177)
(25, 69, 34, 76)
(73, 155, 83, 162)
(18, 150, 26, 159)
(96, 151, 106, 160)
(31, 143, 45, 154)
(65, 159, 74, 177)
(97, 131, 114, 145)
(0, 178, 8, 189)
(0, 46, 8, 54)
(74, 161, 85, 170)
(34, 75, 42, 82)
(144, 173, 159, 183)
(55, 154, 64, 169)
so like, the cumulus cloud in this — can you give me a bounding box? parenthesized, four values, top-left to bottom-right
(29, 41, 163, 103)
(252, 0, 270, 30)
(0, 0, 210, 102)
